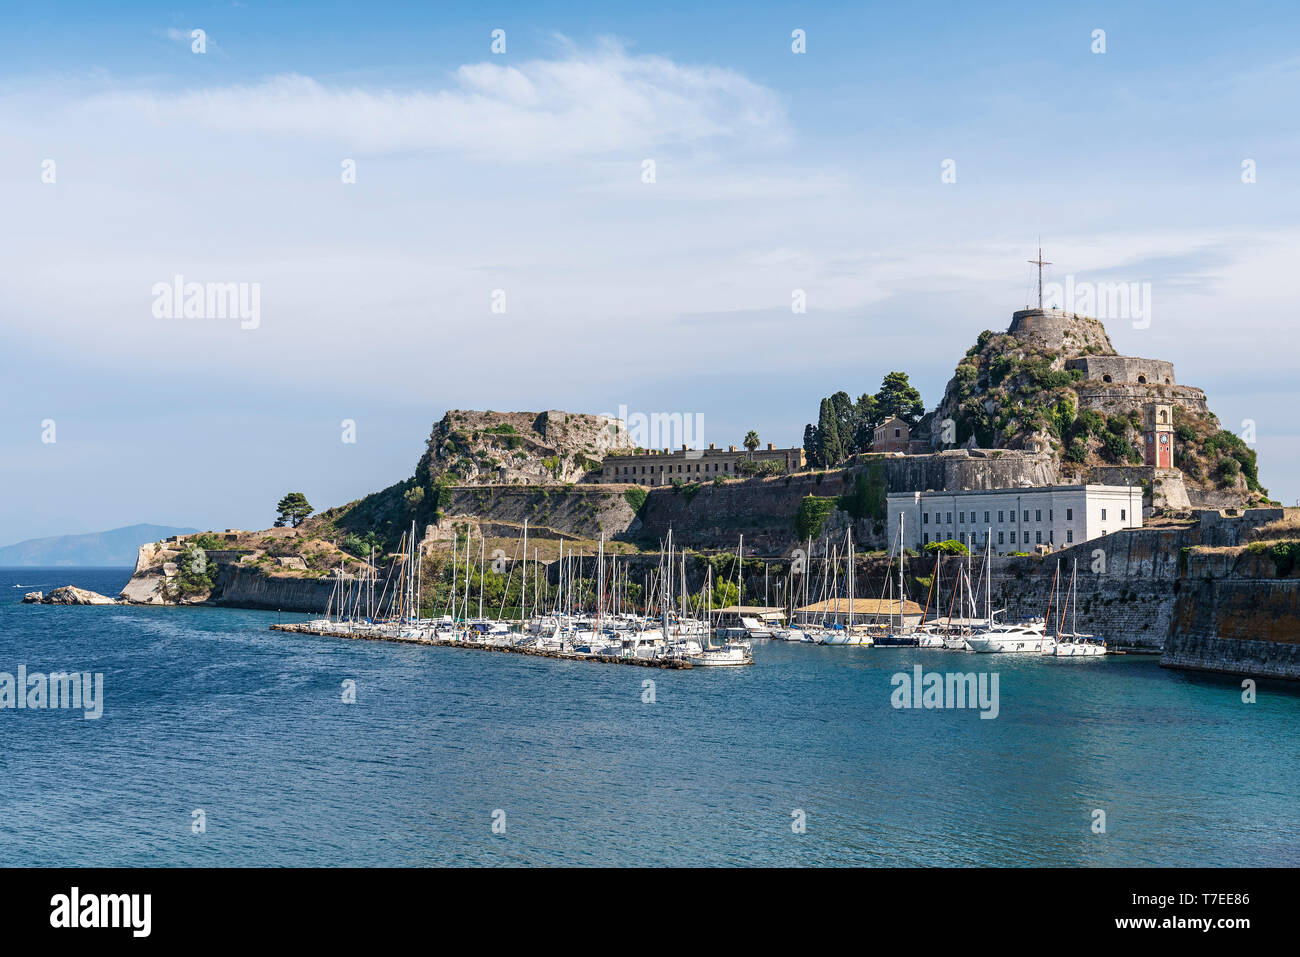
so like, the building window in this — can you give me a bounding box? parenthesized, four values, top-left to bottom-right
(1035, 509, 1042, 522)
(1067, 530, 1074, 543)
(946, 513, 952, 524)
(984, 511, 990, 524)
(1049, 509, 1053, 521)
(959, 511, 964, 523)
(1121, 509, 1126, 521)
(1010, 531, 1016, 544)
(998, 531, 1005, 545)
(1101, 508, 1107, 520)
(1035, 531, 1042, 544)
(1023, 510, 1029, 522)
(923, 533, 929, 544)
(1066, 507, 1072, 520)
(998, 510, 1004, 523)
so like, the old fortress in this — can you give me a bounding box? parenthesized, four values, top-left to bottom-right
(592, 303, 1207, 556)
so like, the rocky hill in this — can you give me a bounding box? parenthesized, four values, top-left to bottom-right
(926, 308, 1268, 509)
(416, 410, 632, 486)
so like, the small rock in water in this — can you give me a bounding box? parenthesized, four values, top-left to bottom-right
(24, 585, 117, 605)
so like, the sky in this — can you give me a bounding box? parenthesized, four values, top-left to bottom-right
(2, 0, 1298, 543)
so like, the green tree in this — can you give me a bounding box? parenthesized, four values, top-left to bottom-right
(744, 430, 760, 452)
(830, 391, 858, 457)
(803, 422, 821, 467)
(852, 393, 878, 451)
(274, 492, 314, 528)
(924, 539, 970, 556)
(817, 398, 845, 466)
(874, 371, 925, 426)
(710, 578, 740, 609)
(163, 544, 215, 601)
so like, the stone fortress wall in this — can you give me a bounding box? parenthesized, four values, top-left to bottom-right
(1065, 355, 1176, 385)
(1007, 308, 1114, 354)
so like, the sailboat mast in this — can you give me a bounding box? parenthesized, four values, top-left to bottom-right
(597, 533, 605, 628)
(806, 535, 812, 612)
(847, 527, 854, 632)
(738, 534, 744, 613)
(463, 529, 471, 621)
(681, 546, 691, 621)
(897, 514, 903, 632)
(985, 529, 991, 625)
(1071, 559, 1078, 637)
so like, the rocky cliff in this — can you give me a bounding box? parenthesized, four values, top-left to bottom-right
(417, 409, 632, 486)
(117, 528, 365, 607)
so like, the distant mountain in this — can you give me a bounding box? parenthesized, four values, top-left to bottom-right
(0, 524, 199, 567)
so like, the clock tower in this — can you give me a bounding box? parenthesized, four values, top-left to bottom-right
(1143, 402, 1174, 469)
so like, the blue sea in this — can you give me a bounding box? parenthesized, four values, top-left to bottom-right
(1, 567, 1297, 867)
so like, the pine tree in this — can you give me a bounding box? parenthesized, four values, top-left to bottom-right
(875, 371, 925, 425)
(274, 492, 314, 528)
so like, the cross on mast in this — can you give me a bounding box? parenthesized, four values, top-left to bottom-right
(1028, 244, 1051, 309)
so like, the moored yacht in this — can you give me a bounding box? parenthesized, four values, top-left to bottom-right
(964, 614, 1049, 653)
(686, 641, 753, 666)
(961, 531, 1050, 653)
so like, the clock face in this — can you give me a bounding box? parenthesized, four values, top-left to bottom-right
(1160, 433, 1169, 445)
(1146, 434, 1154, 444)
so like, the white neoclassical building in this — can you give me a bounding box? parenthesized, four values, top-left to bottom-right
(886, 484, 1143, 554)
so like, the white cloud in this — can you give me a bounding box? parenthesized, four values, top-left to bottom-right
(80, 40, 786, 161)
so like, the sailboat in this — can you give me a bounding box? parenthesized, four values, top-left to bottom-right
(818, 528, 874, 645)
(914, 552, 947, 648)
(691, 535, 754, 670)
(1044, 558, 1108, 656)
(686, 542, 753, 666)
(941, 545, 979, 650)
(875, 514, 918, 646)
(773, 535, 816, 641)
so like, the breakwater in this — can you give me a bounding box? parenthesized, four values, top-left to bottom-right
(269, 622, 694, 668)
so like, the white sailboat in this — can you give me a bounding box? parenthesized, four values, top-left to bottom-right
(942, 546, 978, 650)
(686, 549, 753, 666)
(818, 528, 874, 646)
(1043, 558, 1108, 657)
(681, 538, 754, 665)
(775, 535, 817, 642)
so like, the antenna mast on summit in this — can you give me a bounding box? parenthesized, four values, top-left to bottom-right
(1028, 243, 1051, 309)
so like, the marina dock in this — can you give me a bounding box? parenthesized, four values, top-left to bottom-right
(269, 622, 694, 668)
